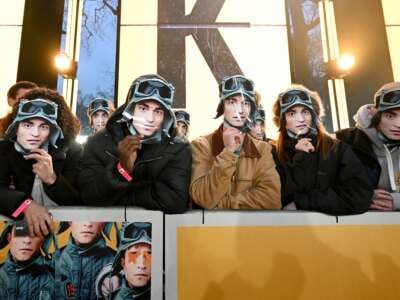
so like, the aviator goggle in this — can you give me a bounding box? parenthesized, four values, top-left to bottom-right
(279, 89, 314, 117)
(17, 99, 58, 120)
(130, 78, 175, 105)
(219, 75, 255, 100)
(175, 111, 190, 125)
(89, 98, 110, 112)
(122, 222, 152, 243)
(375, 88, 400, 112)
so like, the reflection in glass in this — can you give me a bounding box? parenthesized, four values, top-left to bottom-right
(57, 0, 119, 135)
(77, 0, 118, 135)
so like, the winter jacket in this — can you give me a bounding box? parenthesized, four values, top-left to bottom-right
(190, 124, 281, 209)
(274, 134, 373, 215)
(55, 236, 115, 300)
(78, 106, 192, 213)
(336, 104, 400, 209)
(0, 253, 55, 300)
(0, 139, 82, 218)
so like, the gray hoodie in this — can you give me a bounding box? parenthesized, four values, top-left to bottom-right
(354, 104, 400, 209)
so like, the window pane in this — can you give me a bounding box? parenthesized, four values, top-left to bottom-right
(76, 0, 118, 134)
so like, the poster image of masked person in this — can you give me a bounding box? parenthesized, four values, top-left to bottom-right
(0, 222, 55, 300)
(272, 85, 373, 215)
(87, 98, 115, 135)
(95, 222, 151, 300)
(174, 110, 190, 143)
(55, 221, 115, 299)
(79, 74, 191, 213)
(336, 82, 400, 211)
(190, 75, 281, 209)
(0, 88, 82, 237)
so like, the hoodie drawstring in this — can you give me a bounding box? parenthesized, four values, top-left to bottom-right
(383, 144, 399, 192)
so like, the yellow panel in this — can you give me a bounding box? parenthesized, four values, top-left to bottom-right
(216, 0, 286, 25)
(0, 0, 25, 25)
(382, 0, 400, 25)
(387, 27, 400, 81)
(117, 26, 157, 107)
(0, 26, 23, 117)
(121, 0, 157, 25)
(178, 225, 400, 300)
(219, 27, 292, 139)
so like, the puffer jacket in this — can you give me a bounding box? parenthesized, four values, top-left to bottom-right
(190, 124, 281, 209)
(78, 105, 192, 213)
(55, 236, 115, 300)
(274, 134, 373, 215)
(0, 138, 82, 218)
(336, 104, 400, 209)
(0, 253, 55, 300)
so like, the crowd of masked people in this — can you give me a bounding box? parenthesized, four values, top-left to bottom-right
(1, 76, 400, 238)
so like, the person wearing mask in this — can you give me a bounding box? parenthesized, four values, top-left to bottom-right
(272, 85, 372, 215)
(174, 110, 190, 143)
(190, 75, 281, 209)
(0, 88, 82, 236)
(79, 74, 191, 213)
(86, 98, 115, 135)
(336, 82, 400, 211)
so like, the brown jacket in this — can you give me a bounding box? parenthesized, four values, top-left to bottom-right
(190, 125, 281, 209)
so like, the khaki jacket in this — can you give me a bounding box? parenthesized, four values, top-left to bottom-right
(190, 125, 281, 209)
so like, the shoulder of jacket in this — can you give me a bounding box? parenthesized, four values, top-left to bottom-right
(335, 127, 358, 142)
(86, 129, 116, 149)
(65, 140, 83, 153)
(191, 134, 212, 147)
(164, 139, 192, 155)
(0, 140, 12, 153)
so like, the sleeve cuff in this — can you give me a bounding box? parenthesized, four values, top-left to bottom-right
(293, 192, 309, 210)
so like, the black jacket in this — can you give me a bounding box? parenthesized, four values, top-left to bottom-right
(335, 127, 381, 188)
(0, 139, 82, 218)
(274, 136, 373, 215)
(78, 106, 192, 213)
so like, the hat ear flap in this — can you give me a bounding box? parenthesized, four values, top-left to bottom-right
(214, 100, 224, 119)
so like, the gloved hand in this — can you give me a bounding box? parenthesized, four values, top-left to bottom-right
(118, 135, 142, 173)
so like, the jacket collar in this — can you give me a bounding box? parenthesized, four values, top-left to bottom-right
(211, 124, 261, 158)
(67, 234, 106, 256)
(115, 280, 150, 299)
(353, 128, 376, 156)
(5, 253, 43, 273)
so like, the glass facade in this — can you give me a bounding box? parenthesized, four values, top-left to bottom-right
(58, 0, 119, 134)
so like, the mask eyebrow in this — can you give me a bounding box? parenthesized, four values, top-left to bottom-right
(137, 103, 149, 109)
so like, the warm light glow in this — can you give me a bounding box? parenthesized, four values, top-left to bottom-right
(337, 54, 355, 71)
(76, 135, 88, 144)
(54, 53, 72, 71)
